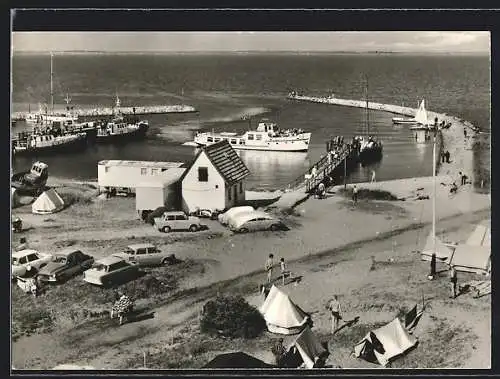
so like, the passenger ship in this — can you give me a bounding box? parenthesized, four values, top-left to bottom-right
(189, 119, 311, 152)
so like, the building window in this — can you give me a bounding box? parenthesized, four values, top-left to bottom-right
(207, 137, 213, 142)
(215, 184, 219, 189)
(198, 167, 208, 182)
(151, 168, 159, 175)
(239, 182, 243, 193)
(256, 134, 262, 140)
(141, 168, 147, 175)
(248, 134, 254, 140)
(228, 186, 232, 200)
(105, 166, 110, 173)
(231, 139, 237, 144)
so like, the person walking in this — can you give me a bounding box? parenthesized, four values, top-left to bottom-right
(272, 338, 286, 367)
(371, 170, 376, 183)
(441, 151, 445, 163)
(428, 253, 437, 280)
(352, 184, 358, 204)
(280, 257, 288, 285)
(449, 265, 458, 298)
(445, 150, 451, 163)
(265, 254, 274, 284)
(328, 295, 342, 334)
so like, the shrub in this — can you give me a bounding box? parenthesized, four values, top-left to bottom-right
(200, 295, 266, 339)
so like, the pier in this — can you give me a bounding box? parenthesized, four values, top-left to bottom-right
(11, 104, 197, 121)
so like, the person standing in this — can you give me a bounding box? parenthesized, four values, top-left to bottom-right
(280, 257, 288, 285)
(449, 265, 458, 298)
(441, 151, 445, 163)
(328, 295, 342, 334)
(464, 128, 467, 139)
(445, 150, 451, 163)
(265, 254, 274, 284)
(272, 338, 286, 366)
(352, 184, 358, 204)
(428, 253, 437, 280)
(371, 170, 376, 183)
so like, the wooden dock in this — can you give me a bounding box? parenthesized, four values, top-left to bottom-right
(285, 143, 358, 194)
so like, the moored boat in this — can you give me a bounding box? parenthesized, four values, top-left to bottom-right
(95, 116, 149, 143)
(12, 132, 87, 156)
(189, 119, 311, 152)
(392, 116, 417, 125)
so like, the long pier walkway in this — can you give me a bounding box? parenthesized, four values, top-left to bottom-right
(12, 104, 197, 121)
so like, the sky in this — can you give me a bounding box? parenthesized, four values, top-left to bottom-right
(12, 31, 490, 53)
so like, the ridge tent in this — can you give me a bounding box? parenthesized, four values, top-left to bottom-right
(202, 352, 275, 368)
(353, 318, 418, 366)
(259, 285, 310, 335)
(466, 224, 490, 247)
(32, 188, 65, 214)
(420, 233, 455, 263)
(283, 326, 329, 369)
(449, 244, 491, 275)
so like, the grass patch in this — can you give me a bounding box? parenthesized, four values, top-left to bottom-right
(12, 259, 206, 340)
(58, 187, 97, 206)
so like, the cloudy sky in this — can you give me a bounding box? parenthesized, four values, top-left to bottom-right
(12, 31, 490, 53)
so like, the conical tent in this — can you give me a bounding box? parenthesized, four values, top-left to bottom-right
(353, 318, 418, 366)
(420, 233, 455, 263)
(259, 285, 309, 335)
(287, 326, 328, 369)
(32, 188, 65, 214)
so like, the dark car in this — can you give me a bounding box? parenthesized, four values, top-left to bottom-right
(38, 248, 95, 283)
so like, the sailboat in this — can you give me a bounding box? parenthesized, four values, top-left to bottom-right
(392, 101, 418, 125)
(356, 77, 383, 165)
(410, 100, 432, 130)
(24, 53, 79, 126)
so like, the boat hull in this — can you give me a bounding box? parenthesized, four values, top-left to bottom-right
(96, 123, 149, 144)
(12, 135, 88, 157)
(358, 145, 383, 165)
(392, 117, 416, 125)
(191, 141, 310, 152)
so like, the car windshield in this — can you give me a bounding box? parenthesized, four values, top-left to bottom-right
(91, 263, 107, 272)
(123, 248, 134, 254)
(53, 256, 67, 263)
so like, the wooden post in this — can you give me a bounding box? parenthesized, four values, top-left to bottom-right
(143, 351, 147, 369)
(344, 155, 347, 189)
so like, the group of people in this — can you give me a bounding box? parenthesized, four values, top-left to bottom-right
(264, 254, 290, 287)
(440, 150, 451, 164)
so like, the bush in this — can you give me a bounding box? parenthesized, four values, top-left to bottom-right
(200, 295, 266, 339)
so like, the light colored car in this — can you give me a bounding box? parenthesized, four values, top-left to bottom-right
(83, 256, 140, 287)
(12, 249, 53, 278)
(154, 211, 205, 233)
(218, 206, 254, 226)
(38, 249, 95, 283)
(229, 211, 285, 233)
(113, 243, 176, 267)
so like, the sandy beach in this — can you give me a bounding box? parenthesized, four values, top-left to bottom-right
(11, 106, 490, 369)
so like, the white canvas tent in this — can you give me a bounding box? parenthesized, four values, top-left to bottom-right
(286, 326, 329, 369)
(353, 318, 418, 366)
(32, 188, 65, 214)
(259, 285, 309, 335)
(420, 233, 455, 263)
(466, 224, 490, 247)
(449, 245, 491, 275)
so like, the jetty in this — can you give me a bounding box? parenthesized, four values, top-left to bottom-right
(11, 104, 197, 121)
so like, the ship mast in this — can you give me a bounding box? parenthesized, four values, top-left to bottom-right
(365, 75, 370, 137)
(50, 52, 54, 113)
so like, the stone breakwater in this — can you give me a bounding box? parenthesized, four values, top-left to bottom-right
(12, 104, 197, 120)
(289, 94, 481, 185)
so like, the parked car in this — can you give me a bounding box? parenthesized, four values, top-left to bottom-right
(154, 211, 206, 233)
(218, 206, 254, 226)
(229, 211, 286, 233)
(83, 256, 140, 287)
(113, 243, 177, 267)
(12, 249, 53, 278)
(38, 249, 95, 283)
(12, 215, 23, 233)
(190, 208, 221, 220)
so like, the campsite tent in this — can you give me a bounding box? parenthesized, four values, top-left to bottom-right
(466, 223, 490, 247)
(420, 233, 455, 263)
(284, 326, 329, 369)
(259, 285, 310, 335)
(32, 188, 65, 214)
(449, 245, 491, 275)
(353, 318, 418, 366)
(203, 352, 275, 368)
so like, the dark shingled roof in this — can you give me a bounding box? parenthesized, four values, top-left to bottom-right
(195, 140, 250, 185)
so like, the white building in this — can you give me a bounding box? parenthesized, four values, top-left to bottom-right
(97, 160, 185, 194)
(135, 168, 186, 219)
(181, 140, 251, 213)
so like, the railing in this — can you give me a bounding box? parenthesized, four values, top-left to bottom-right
(284, 144, 355, 193)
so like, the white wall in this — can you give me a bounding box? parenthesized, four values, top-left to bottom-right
(224, 180, 247, 208)
(97, 163, 173, 191)
(181, 152, 226, 213)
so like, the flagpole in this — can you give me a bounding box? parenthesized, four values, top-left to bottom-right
(432, 122, 437, 259)
(50, 52, 54, 114)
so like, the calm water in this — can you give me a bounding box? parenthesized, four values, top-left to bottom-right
(11, 53, 490, 191)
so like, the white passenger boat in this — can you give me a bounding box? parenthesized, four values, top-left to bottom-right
(189, 119, 311, 152)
